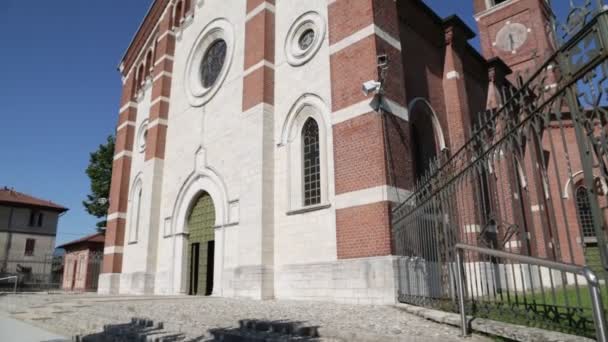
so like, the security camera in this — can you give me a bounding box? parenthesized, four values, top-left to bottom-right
(377, 54, 388, 68)
(362, 80, 382, 96)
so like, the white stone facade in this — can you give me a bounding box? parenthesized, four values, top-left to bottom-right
(99, 0, 400, 305)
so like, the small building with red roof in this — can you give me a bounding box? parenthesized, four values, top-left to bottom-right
(0, 187, 68, 278)
(57, 232, 105, 291)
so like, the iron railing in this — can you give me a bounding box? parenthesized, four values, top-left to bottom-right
(0, 276, 18, 293)
(392, 1, 608, 339)
(455, 243, 607, 341)
(0, 253, 65, 291)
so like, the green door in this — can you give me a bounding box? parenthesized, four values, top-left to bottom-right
(187, 192, 215, 296)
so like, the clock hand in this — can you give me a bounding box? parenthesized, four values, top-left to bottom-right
(509, 33, 514, 51)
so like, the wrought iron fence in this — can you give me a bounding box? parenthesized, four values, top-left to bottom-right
(0, 251, 105, 292)
(454, 243, 608, 341)
(0, 253, 64, 291)
(392, 0, 608, 339)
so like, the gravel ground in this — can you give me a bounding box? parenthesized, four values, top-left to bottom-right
(0, 293, 490, 341)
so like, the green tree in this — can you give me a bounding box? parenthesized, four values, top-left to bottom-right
(83, 135, 115, 230)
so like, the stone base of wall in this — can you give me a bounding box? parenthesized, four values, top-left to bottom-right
(153, 270, 176, 295)
(275, 256, 399, 305)
(221, 265, 274, 300)
(119, 272, 156, 295)
(98, 273, 121, 295)
(101, 257, 398, 304)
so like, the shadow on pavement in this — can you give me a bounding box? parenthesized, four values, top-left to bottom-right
(74, 317, 324, 341)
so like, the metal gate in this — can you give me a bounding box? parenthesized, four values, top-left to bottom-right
(392, 1, 608, 338)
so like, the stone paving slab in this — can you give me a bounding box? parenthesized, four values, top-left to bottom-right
(0, 314, 68, 342)
(0, 294, 491, 341)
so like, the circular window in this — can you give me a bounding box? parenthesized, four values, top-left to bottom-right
(137, 120, 149, 153)
(201, 39, 227, 88)
(186, 19, 235, 107)
(298, 29, 315, 50)
(285, 12, 325, 67)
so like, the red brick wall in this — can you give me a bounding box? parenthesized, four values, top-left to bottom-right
(329, 0, 406, 259)
(336, 202, 392, 258)
(333, 112, 387, 195)
(242, 0, 275, 111)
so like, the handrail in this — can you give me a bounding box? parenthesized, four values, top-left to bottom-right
(456, 243, 584, 274)
(454, 243, 608, 342)
(0, 276, 18, 294)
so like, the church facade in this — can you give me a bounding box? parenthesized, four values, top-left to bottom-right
(99, 0, 563, 303)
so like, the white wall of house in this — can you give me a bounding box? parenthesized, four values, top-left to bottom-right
(0, 205, 60, 274)
(0, 232, 55, 273)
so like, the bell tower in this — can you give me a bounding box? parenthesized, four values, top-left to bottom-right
(474, 0, 555, 79)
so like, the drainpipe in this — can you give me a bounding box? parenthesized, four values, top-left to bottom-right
(2, 207, 14, 273)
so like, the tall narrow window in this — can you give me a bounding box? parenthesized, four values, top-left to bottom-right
(37, 212, 44, 227)
(173, 1, 183, 28)
(135, 188, 143, 241)
(576, 186, 596, 238)
(138, 64, 145, 86)
(302, 118, 321, 206)
(24, 239, 35, 256)
(28, 210, 36, 226)
(129, 185, 143, 243)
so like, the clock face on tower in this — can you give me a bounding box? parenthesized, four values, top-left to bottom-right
(494, 22, 528, 53)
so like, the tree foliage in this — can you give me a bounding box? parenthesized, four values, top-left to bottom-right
(83, 135, 115, 230)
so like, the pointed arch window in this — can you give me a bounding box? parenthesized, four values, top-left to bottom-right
(173, 1, 183, 29)
(129, 182, 143, 243)
(302, 118, 321, 206)
(576, 186, 596, 238)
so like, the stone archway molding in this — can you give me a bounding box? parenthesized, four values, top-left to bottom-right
(171, 168, 230, 235)
(279, 93, 331, 147)
(408, 97, 447, 152)
(169, 147, 231, 295)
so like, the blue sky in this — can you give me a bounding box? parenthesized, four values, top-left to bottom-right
(0, 0, 574, 246)
(0, 0, 152, 245)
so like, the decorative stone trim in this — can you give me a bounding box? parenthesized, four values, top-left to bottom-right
(329, 24, 401, 55)
(246, 1, 276, 21)
(285, 11, 326, 66)
(104, 246, 124, 255)
(113, 151, 133, 161)
(117, 121, 136, 132)
(286, 203, 331, 216)
(185, 18, 235, 107)
(107, 212, 128, 221)
(335, 185, 411, 210)
(137, 119, 149, 153)
(331, 97, 409, 125)
(120, 101, 138, 113)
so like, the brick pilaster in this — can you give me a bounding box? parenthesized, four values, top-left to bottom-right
(328, 0, 408, 259)
(243, 0, 275, 299)
(243, 0, 275, 111)
(103, 74, 137, 274)
(103, 1, 176, 277)
(441, 18, 480, 245)
(146, 5, 175, 162)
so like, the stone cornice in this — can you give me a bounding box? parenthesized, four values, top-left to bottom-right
(120, 0, 171, 76)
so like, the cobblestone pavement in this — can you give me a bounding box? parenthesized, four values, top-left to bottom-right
(0, 294, 491, 341)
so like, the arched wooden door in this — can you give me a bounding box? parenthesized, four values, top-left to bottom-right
(186, 192, 215, 296)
